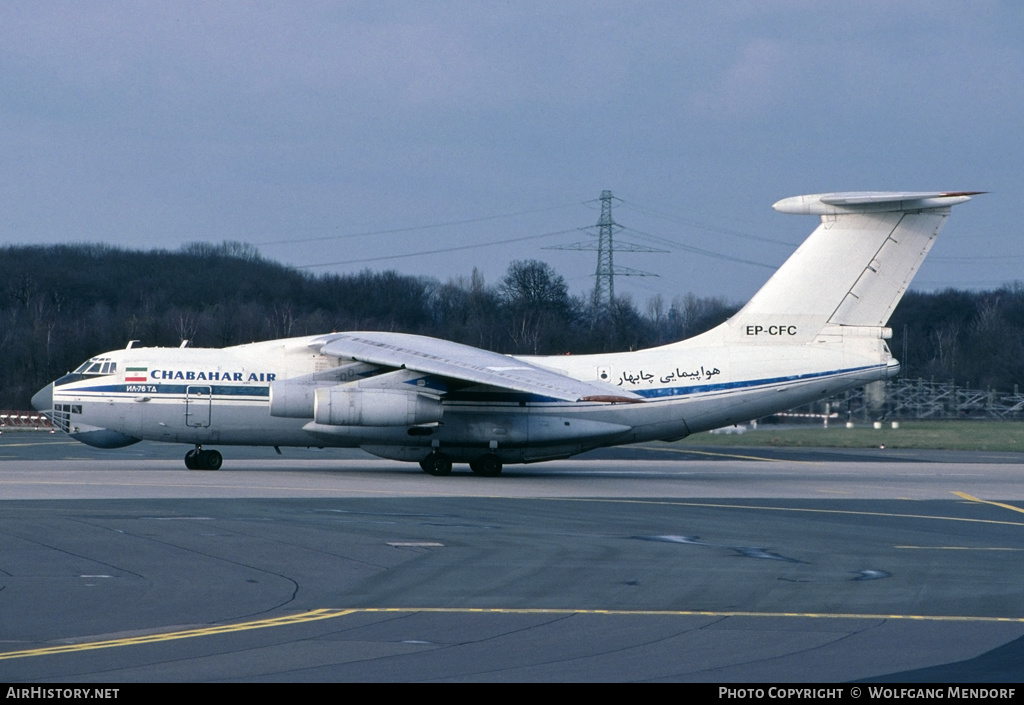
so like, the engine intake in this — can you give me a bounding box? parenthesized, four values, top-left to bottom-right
(269, 382, 317, 418)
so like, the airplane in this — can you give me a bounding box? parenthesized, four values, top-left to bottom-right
(32, 191, 979, 476)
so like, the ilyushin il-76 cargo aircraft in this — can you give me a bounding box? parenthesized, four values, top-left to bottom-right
(33, 191, 978, 475)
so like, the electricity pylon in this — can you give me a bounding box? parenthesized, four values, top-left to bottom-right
(545, 190, 666, 309)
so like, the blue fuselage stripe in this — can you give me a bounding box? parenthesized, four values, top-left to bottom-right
(55, 364, 882, 405)
(60, 383, 270, 397)
(631, 364, 881, 399)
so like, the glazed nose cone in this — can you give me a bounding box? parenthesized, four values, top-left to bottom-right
(31, 382, 54, 412)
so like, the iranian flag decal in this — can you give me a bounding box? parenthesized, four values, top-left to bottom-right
(125, 367, 148, 382)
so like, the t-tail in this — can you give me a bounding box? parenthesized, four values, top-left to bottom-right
(708, 191, 980, 350)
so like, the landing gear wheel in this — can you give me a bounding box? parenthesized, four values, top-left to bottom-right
(419, 452, 453, 476)
(185, 448, 223, 471)
(202, 449, 223, 470)
(470, 453, 502, 477)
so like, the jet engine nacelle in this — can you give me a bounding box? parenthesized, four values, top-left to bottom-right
(313, 386, 443, 427)
(268, 361, 379, 419)
(268, 382, 316, 418)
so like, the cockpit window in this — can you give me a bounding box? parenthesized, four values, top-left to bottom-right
(73, 358, 116, 376)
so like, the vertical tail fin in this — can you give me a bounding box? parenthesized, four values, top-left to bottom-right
(718, 191, 979, 343)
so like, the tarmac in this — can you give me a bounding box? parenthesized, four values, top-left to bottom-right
(2, 432, 1023, 682)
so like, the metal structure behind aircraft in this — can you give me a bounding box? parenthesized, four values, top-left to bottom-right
(33, 191, 980, 475)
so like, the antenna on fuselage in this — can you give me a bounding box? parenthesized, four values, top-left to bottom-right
(126, 340, 139, 349)
(180, 340, 190, 348)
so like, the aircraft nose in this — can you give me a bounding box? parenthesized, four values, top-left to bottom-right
(31, 382, 54, 412)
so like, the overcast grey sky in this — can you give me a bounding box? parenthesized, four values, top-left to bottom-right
(2, 1, 1022, 305)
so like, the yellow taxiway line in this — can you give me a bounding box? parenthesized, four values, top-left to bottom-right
(634, 444, 817, 463)
(3, 606, 1024, 662)
(952, 491, 1024, 515)
(0, 609, 354, 661)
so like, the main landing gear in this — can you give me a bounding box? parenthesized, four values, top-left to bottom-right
(185, 446, 223, 471)
(419, 451, 503, 477)
(469, 453, 502, 477)
(419, 451, 453, 476)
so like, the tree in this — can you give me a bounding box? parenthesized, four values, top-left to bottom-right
(498, 260, 570, 312)
(498, 260, 575, 354)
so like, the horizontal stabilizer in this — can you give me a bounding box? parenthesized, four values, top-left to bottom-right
(773, 191, 982, 215)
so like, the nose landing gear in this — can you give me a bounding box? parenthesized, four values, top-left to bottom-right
(185, 446, 223, 471)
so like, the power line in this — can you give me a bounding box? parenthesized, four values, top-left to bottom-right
(256, 202, 578, 247)
(616, 197, 795, 247)
(931, 255, 1024, 262)
(296, 228, 579, 269)
(619, 225, 778, 270)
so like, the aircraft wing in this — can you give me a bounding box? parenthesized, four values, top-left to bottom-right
(314, 331, 641, 403)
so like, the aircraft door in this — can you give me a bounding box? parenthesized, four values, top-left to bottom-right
(185, 385, 212, 427)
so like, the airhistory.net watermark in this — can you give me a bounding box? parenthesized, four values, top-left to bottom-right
(6, 689, 118, 700)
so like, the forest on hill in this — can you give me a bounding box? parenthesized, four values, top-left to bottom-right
(2, 242, 1022, 409)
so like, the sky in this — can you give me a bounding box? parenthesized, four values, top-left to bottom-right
(2, 1, 1022, 306)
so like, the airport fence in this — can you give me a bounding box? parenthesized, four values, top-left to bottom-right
(778, 378, 1024, 424)
(0, 410, 54, 430)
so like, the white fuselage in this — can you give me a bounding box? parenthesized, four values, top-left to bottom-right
(43, 328, 894, 464)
